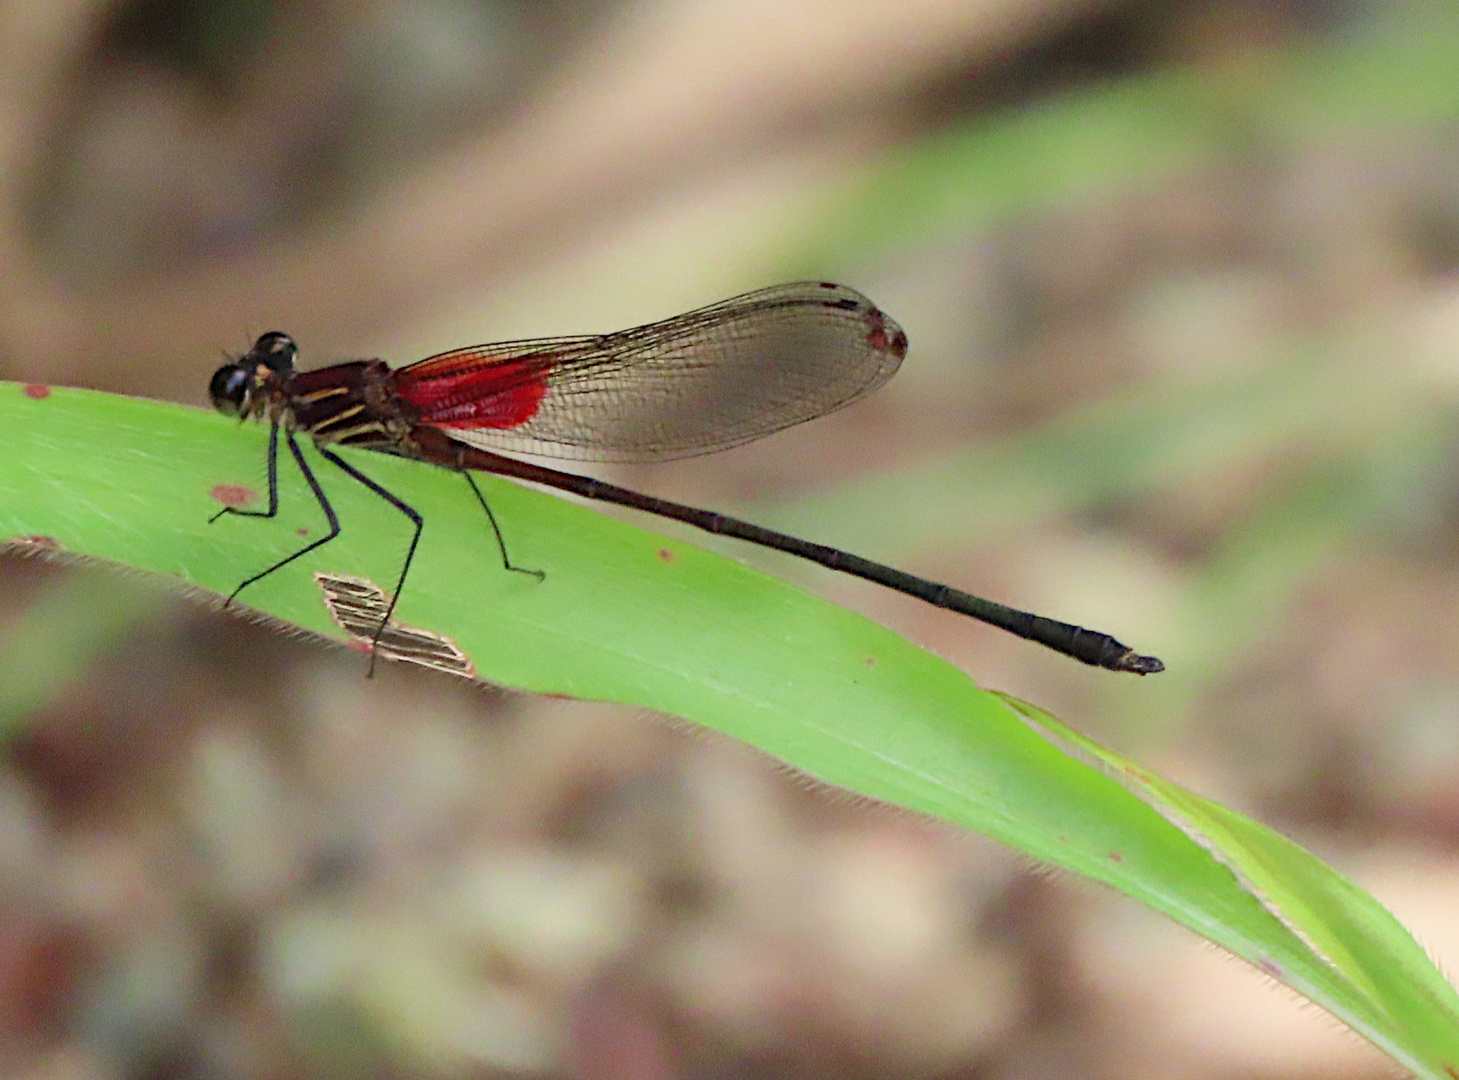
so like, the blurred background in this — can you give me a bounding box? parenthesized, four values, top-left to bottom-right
(3, 0, 1459, 1076)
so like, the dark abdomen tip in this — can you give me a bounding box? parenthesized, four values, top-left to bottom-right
(1114, 651, 1165, 675)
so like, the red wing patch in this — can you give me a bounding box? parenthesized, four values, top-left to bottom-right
(395, 357, 548, 430)
(315, 573, 475, 677)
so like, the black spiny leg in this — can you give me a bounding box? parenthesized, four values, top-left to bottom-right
(461, 471, 544, 580)
(211, 421, 281, 524)
(222, 431, 342, 605)
(317, 447, 423, 677)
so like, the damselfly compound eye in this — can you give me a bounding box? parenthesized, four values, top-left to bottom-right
(250, 332, 298, 372)
(209, 364, 251, 415)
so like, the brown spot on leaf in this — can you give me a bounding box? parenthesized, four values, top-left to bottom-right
(211, 484, 254, 507)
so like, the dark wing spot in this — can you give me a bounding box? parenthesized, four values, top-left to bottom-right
(863, 309, 904, 355)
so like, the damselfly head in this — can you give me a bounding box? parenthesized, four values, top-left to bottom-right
(210, 332, 298, 416)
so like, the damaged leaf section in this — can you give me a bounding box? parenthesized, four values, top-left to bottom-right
(314, 572, 475, 677)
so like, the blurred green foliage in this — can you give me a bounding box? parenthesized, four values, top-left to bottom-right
(765, 0, 1459, 733)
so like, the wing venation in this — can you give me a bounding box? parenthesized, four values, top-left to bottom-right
(392, 282, 907, 463)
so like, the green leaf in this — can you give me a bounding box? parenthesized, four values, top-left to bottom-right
(3, 382, 1457, 1077)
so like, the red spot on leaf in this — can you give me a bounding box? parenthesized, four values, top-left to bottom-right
(1108, 851, 1124, 863)
(863, 657, 876, 666)
(211, 484, 254, 507)
(657, 548, 675, 562)
(296, 527, 309, 537)
(23, 384, 50, 400)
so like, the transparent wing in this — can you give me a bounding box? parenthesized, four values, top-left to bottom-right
(391, 282, 907, 463)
